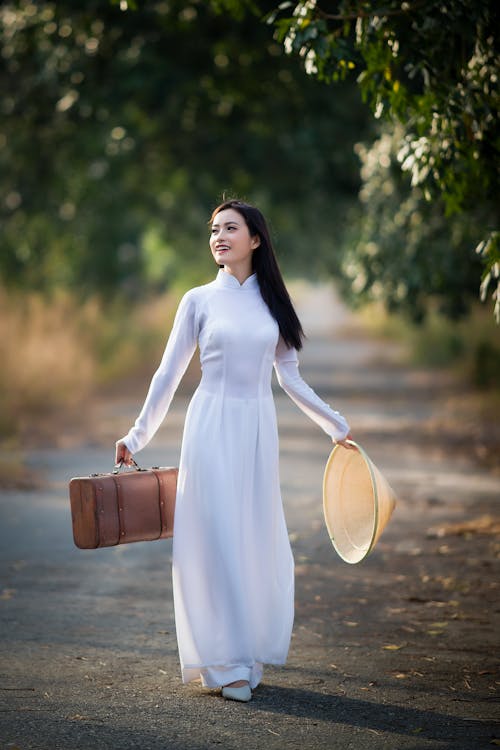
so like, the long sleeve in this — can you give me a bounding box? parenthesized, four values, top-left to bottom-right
(273, 335, 350, 441)
(121, 290, 198, 454)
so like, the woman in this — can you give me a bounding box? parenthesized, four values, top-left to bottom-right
(115, 199, 352, 703)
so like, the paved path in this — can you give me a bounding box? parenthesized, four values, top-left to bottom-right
(1, 283, 499, 750)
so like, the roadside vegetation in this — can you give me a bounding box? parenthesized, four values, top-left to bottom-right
(357, 300, 500, 470)
(359, 302, 499, 387)
(0, 286, 179, 446)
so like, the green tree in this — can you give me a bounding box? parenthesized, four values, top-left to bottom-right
(0, 0, 371, 297)
(267, 0, 500, 319)
(336, 126, 484, 322)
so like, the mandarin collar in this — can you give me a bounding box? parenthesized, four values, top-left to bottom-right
(216, 269, 259, 291)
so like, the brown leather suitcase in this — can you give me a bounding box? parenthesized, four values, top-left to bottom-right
(69, 465, 178, 549)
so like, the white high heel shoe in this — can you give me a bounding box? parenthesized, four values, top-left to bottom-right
(221, 684, 252, 702)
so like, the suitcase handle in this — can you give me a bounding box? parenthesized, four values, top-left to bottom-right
(113, 457, 142, 474)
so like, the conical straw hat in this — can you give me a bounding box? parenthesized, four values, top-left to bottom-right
(322, 440, 397, 564)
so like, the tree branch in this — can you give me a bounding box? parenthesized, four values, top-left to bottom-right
(315, 1, 429, 22)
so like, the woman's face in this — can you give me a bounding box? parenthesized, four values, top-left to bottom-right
(210, 208, 260, 269)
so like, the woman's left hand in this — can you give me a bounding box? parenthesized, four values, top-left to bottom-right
(334, 433, 357, 449)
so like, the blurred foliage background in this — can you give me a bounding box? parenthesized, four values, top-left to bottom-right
(1, 0, 372, 296)
(0, 0, 498, 444)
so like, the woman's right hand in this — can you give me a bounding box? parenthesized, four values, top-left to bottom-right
(115, 439, 134, 467)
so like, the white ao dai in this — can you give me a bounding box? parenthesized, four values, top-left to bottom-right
(122, 269, 349, 688)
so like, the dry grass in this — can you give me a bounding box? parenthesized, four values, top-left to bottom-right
(354, 300, 500, 470)
(0, 287, 179, 446)
(0, 289, 95, 441)
(355, 300, 500, 387)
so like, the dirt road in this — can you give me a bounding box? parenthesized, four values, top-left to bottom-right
(1, 282, 499, 750)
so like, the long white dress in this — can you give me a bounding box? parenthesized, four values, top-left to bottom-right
(121, 268, 349, 689)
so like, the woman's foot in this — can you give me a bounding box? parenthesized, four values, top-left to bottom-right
(221, 680, 252, 702)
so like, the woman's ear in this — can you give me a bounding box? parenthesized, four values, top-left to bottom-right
(251, 235, 261, 249)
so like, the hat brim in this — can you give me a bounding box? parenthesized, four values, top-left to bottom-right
(322, 440, 396, 564)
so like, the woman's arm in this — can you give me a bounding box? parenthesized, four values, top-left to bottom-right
(116, 290, 198, 458)
(273, 335, 350, 442)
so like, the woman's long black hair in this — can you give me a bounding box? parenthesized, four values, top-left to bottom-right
(210, 199, 304, 351)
